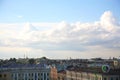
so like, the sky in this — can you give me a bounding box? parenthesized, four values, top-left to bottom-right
(0, 0, 120, 59)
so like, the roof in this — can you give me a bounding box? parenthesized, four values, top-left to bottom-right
(58, 70, 66, 74)
(0, 63, 51, 70)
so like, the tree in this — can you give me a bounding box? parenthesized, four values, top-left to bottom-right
(9, 58, 16, 62)
(29, 58, 35, 64)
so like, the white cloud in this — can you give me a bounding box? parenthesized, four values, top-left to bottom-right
(17, 15, 23, 18)
(22, 22, 38, 33)
(45, 46, 120, 59)
(100, 11, 119, 32)
(0, 11, 120, 59)
(0, 46, 44, 59)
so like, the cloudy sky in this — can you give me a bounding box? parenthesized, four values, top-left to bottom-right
(0, 0, 120, 59)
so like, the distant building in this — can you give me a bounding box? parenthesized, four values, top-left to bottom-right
(0, 64, 57, 80)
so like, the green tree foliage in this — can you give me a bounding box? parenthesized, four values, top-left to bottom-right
(29, 58, 35, 64)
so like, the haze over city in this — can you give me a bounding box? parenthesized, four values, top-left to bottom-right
(0, 0, 120, 59)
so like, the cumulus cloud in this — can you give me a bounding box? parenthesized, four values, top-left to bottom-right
(22, 22, 38, 33)
(100, 11, 119, 32)
(0, 11, 120, 58)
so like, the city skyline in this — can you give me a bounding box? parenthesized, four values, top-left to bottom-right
(0, 0, 120, 59)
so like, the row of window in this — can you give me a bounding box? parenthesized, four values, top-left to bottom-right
(12, 73, 49, 77)
(65, 77, 119, 80)
(104, 77, 119, 80)
(12, 73, 50, 80)
(66, 74, 119, 80)
(0, 74, 7, 78)
(12, 78, 49, 80)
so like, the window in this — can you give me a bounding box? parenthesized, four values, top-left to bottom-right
(0, 74, 2, 77)
(4, 74, 6, 77)
(11, 74, 13, 77)
(18, 74, 20, 76)
(47, 73, 49, 76)
(116, 77, 118, 80)
(44, 73, 46, 80)
(38, 73, 40, 76)
(32, 73, 33, 77)
(111, 77, 113, 80)
(104, 77, 107, 80)
(41, 73, 43, 76)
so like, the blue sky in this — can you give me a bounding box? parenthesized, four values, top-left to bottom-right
(0, 0, 120, 23)
(0, 0, 120, 59)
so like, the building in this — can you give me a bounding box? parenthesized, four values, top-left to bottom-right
(58, 70, 66, 80)
(0, 64, 57, 80)
(58, 66, 120, 80)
